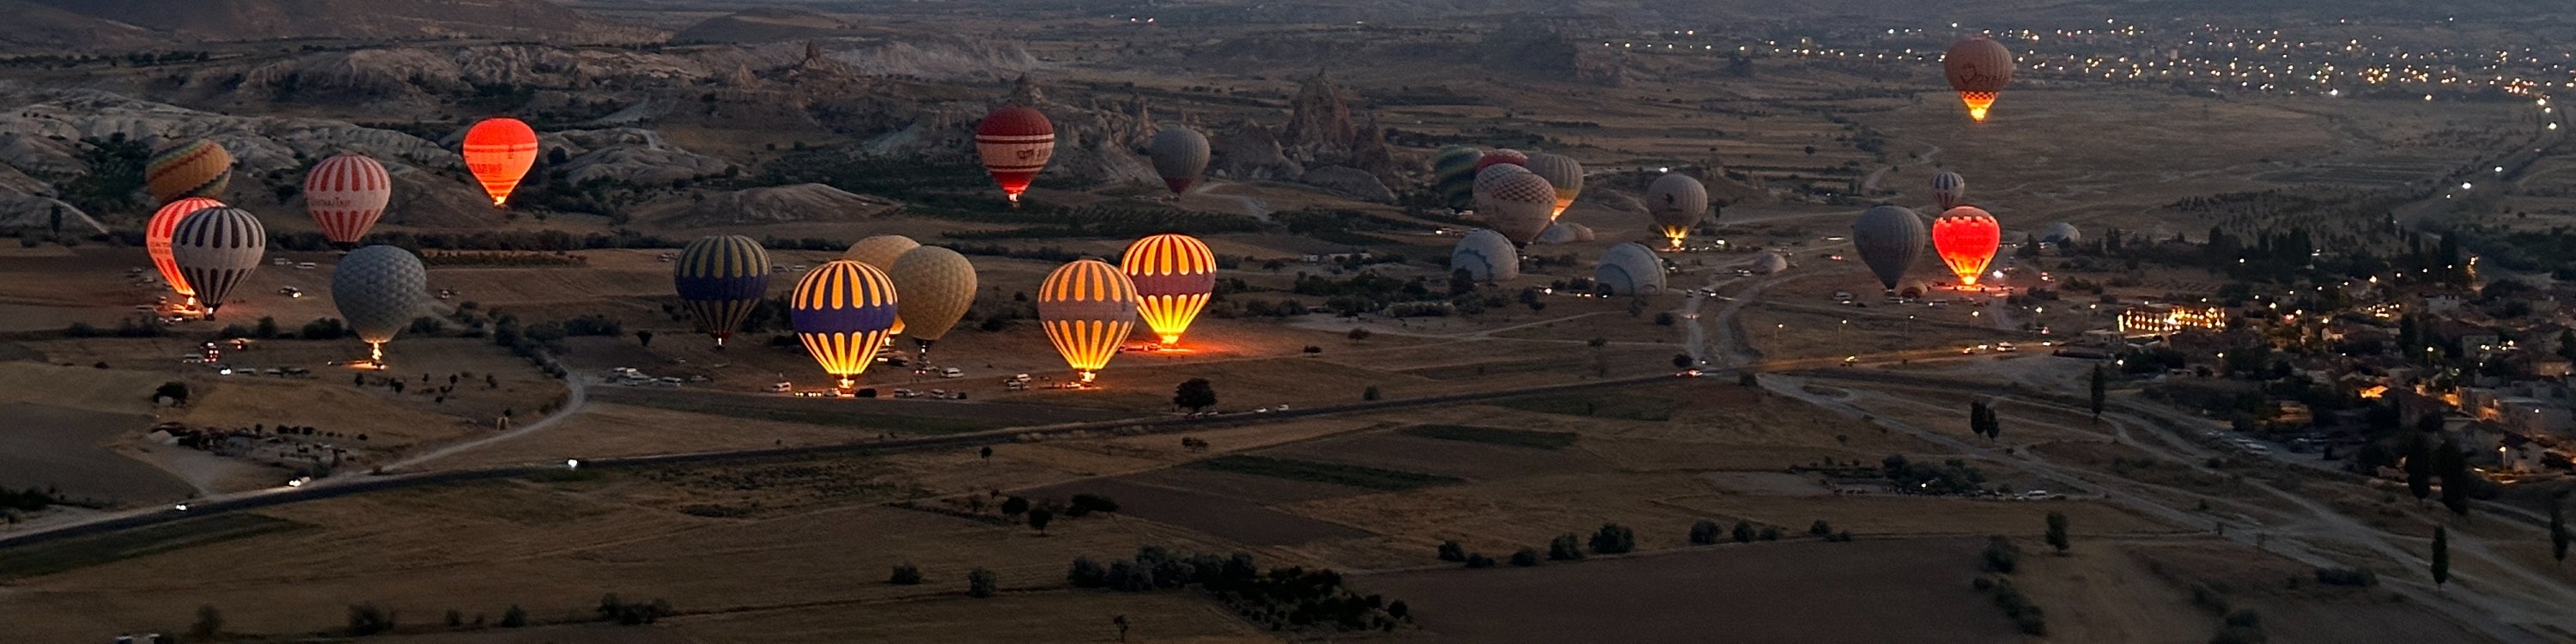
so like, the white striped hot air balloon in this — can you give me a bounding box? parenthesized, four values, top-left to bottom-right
(305, 153, 392, 246)
(1930, 171, 1966, 210)
(170, 207, 266, 319)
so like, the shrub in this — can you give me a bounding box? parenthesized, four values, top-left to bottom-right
(1510, 547, 1540, 567)
(967, 568, 999, 598)
(890, 562, 925, 585)
(499, 605, 528, 628)
(347, 603, 397, 635)
(1589, 523, 1637, 555)
(1464, 552, 1498, 568)
(1987, 578, 2047, 635)
(1546, 533, 1585, 561)
(1069, 493, 1121, 514)
(1758, 526, 1783, 541)
(1688, 519, 1722, 544)
(2313, 567, 2378, 587)
(1068, 556, 1107, 587)
(1983, 536, 2020, 574)
(1809, 519, 1833, 536)
(1437, 539, 1467, 562)
(1732, 521, 1756, 543)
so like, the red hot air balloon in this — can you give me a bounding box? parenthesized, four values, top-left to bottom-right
(1932, 206, 2002, 287)
(148, 197, 224, 306)
(976, 106, 1055, 205)
(463, 118, 539, 207)
(304, 154, 392, 246)
(1944, 37, 2016, 123)
(1473, 149, 1528, 173)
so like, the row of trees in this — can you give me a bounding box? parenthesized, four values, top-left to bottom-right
(1066, 545, 1409, 634)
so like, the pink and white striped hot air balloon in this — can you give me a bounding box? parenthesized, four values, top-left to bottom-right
(303, 154, 392, 246)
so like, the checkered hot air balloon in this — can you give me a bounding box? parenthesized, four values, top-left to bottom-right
(169, 207, 266, 319)
(1038, 259, 1139, 384)
(1476, 171, 1557, 247)
(304, 153, 392, 246)
(790, 260, 900, 391)
(1120, 234, 1217, 346)
(674, 235, 771, 347)
(976, 106, 1054, 205)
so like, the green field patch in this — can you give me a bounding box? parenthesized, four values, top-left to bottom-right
(1186, 455, 1463, 491)
(1494, 393, 1680, 421)
(1399, 424, 1578, 450)
(0, 513, 308, 579)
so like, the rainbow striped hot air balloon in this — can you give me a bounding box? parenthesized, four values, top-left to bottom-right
(674, 235, 772, 347)
(789, 260, 900, 391)
(146, 139, 232, 204)
(463, 118, 539, 207)
(1037, 259, 1139, 384)
(1430, 146, 1483, 212)
(147, 197, 224, 306)
(170, 207, 266, 319)
(305, 153, 392, 246)
(1120, 234, 1217, 347)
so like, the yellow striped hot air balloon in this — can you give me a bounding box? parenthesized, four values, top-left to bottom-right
(145, 139, 232, 204)
(1037, 259, 1139, 384)
(1119, 234, 1217, 347)
(789, 260, 900, 391)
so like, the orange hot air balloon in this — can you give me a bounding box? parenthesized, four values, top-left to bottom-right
(1932, 206, 2002, 287)
(147, 197, 225, 305)
(462, 118, 539, 207)
(1119, 234, 1217, 346)
(1944, 37, 2015, 123)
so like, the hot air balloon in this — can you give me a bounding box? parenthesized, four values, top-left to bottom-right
(1148, 127, 1210, 195)
(886, 246, 977, 357)
(1932, 206, 2002, 287)
(1476, 172, 1557, 247)
(1523, 153, 1583, 219)
(145, 139, 231, 204)
(1595, 242, 1666, 295)
(1535, 221, 1594, 245)
(674, 235, 771, 348)
(147, 197, 224, 306)
(305, 153, 392, 246)
(1944, 37, 2015, 123)
(1648, 173, 1710, 249)
(2040, 222, 2081, 245)
(1930, 171, 1966, 210)
(789, 260, 900, 391)
(1450, 229, 1519, 283)
(1431, 146, 1483, 211)
(1751, 252, 1789, 275)
(464, 118, 539, 207)
(169, 206, 266, 319)
(1472, 162, 1530, 196)
(1120, 234, 1217, 346)
(1037, 259, 1139, 384)
(1474, 149, 1528, 173)
(976, 106, 1054, 205)
(1851, 205, 1927, 292)
(331, 246, 427, 363)
(842, 235, 920, 334)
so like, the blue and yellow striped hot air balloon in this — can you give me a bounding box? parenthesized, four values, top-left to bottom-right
(790, 259, 899, 390)
(674, 235, 772, 347)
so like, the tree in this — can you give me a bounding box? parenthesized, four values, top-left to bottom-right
(1688, 519, 1722, 544)
(347, 603, 398, 635)
(1732, 521, 1756, 543)
(1001, 496, 1030, 517)
(1346, 327, 1372, 340)
(1363, 386, 1381, 401)
(1068, 556, 1107, 587)
(1437, 540, 1467, 562)
(154, 381, 190, 405)
(1970, 401, 2001, 440)
(2436, 438, 2472, 518)
(1173, 378, 1217, 413)
(890, 562, 925, 585)
(1113, 614, 1130, 643)
(1546, 532, 1585, 561)
(2403, 430, 2434, 503)
(191, 605, 223, 639)
(254, 316, 280, 338)
(1070, 494, 1120, 514)
(980, 446, 993, 460)
(2431, 526, 2451, 587)
(500, 605, 529, 628)
(1673, 354, 1693, 370)
(635, 330, 654, 347)
(967, 568, 999, 598)
(2553, 501, 2569, 566)
(2088, 365, 2107, 421)
(1510, 547, 1540, 567)
(1589, 523, 1637, 555)
(1028, 507, 1054, 533)
(2044, 511, 2071, 554)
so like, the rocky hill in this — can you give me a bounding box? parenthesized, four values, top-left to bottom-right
(27, 0, 662, 45)
(0, 1, 159, 53)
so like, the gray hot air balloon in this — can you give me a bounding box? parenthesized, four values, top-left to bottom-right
(1148, 127, 1211, 194)
(169, 206, 266, 319)
(1852, 205, 1928, 291)
(1594, 242, 1666, 295)
(1752, 252, 1789, 275)
(1522, 153, 1583, 218)
(2041, 222, 2081, 244)
(331, 246, 428, 362)
(1476, 172, 1557, 246)
(1535, 221, 1594, 245)
(1648, 173, 1710, 247)
(1450, 228, 1519, 283)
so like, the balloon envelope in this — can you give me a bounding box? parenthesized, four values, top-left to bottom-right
(464, 118, 539, 206)
(146, 139, 231, 204)
(1522, 153, 1583, 219)
(2041, 222, 2081, 244)
(1851, 205, 1927, 291)
(1450, 228, 1519, 283)
(1120, 234, 1218, 345)
(148, 197, 225, 301)
(1647, 173, 1710, 248)
(1474, 149, 1528, 173)
(305, 154, 392, 245)
(843, 235, 920, 271)
(169, 206, 266, 316)
(976, 106, 1055, 204)
(789, 260, 900, 386)
(1037, 259, 1139, 382)
(1932, 207, 2002, 287)
(1944, 38, 2015, 122)
(886, 246, 978, 346)
(1476, 172, 1556, 246)
(1594, 243, 1666, 295)
(331, 246, 427, 351)
(1930, 171, 1966, 210)
(1148, 127, 1211, 194)
(674, 235, 771, 345)
(1431, 146, 1483, 211)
